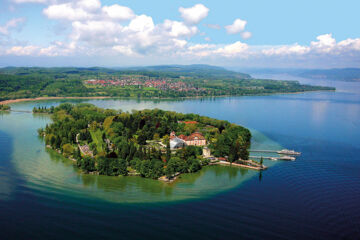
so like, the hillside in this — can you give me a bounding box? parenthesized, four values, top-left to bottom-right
(0, 66, 335, 101)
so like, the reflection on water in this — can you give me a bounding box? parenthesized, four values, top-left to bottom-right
(311, 101, 329, 125)
(0, 131, 15, 200)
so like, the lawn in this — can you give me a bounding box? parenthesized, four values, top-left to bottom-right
(90, 129, 106, 153)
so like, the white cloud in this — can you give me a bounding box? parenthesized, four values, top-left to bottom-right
(6, 45, 39, 55)
(77, 0, 101, 11)
(225, 18, 247, 34)
(162, 20, 198, 38)
(13, 0, 47, 3)
(261, 33, 360, 59)
(188, 44, 216, 51)
(112, 45, 137, 56)
(71, 20, 124, 47)
(0, 18, 26, 35)
(102, 4, 135, 21)
(43, 2, 96, 21)
(262, 44, 310, 56)
(214, 41, 248, 57)
(3, 0, 360, 68)
(127, 15, 154, 32)
(179, 4, 209, 25)
(241, 31, 252, 39)
(338, 38, 360, 51)
(310, 33, 336, 53)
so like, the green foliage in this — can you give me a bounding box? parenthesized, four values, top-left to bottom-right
(77, 156, 96, 173)
(62, 143, 74, 157)
(97, 157, 128, 176)
(0, 105, 11, 111)
(42, 103, 252, 179)
(0, 66, 335, 101)
(137, 159, 164, 179)
(33, 106, 54, 113)
(210, 125, 251, 160)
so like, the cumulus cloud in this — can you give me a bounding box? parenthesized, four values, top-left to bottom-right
(0, 18, 26, 35)
(3, 1, 360, 67)
(262, 33, 360, 57)
(102, 4, 135, 21)
(162, 20, 198, 38)
(179, 4, 209, 25)
(225, 18, 247, 34)
(43, 0, 103, 21)
(310, 33, 336, 53)
(214, 41, 249, 57)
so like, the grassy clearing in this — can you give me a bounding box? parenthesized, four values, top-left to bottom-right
(90, 129, 106, 152)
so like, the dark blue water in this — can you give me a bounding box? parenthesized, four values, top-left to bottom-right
(1, 76, 360, 239)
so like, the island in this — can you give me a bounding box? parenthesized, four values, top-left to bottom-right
(0, 65, 335, 102)
(37, 103, 259, 181)
(0, 104, 11, 111)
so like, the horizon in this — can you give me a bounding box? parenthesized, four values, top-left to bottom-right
(0, 0, 359, 68)
(1, 64, 359, 71)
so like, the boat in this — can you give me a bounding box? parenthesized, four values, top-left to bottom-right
(277, 149, 301, 155)
(278, 155, 296, 161)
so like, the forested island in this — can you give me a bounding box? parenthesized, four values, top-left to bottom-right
(0, 65, 335, 101)
(0, 104, 10, 111)
(37, 103, 251, 180)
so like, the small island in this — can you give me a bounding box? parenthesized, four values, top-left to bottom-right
(0, 104, 11, 111)
(37, 103, 257, 181)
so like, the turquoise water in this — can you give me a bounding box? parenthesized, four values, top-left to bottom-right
(0, 77, 360, 239)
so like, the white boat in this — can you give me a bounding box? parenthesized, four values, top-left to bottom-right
(277, 149, 301, 155)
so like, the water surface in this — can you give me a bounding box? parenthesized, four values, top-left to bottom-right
(1, 77, 360, 239)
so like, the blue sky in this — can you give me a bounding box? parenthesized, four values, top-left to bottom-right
(0, 0, 359, 68)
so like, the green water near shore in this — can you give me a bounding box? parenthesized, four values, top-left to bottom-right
(0, 102, 281, 203)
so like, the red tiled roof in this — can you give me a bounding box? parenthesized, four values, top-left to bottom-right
(186, 132, 205, 141)
(178, 134, 187, 140)
(179, 121, 198, 125)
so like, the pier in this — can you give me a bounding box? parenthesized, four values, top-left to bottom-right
(250, 155, 296, 161)
(250, 149, 301, 155)
(212, 160, 268, 171)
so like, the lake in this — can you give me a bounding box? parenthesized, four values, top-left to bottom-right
(0, 75, 359, 239)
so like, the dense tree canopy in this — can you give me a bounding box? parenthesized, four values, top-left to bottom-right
(39, 103, 252, 179)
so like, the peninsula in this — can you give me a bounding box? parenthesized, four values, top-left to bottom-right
(0, 65, 335, 102)
(37, 103, 255, 180)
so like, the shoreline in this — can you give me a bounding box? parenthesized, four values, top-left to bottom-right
(0, 96, 112, 105)
(0, 89, 335, 105)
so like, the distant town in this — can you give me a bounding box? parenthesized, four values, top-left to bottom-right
(84, 75, 206, 93)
